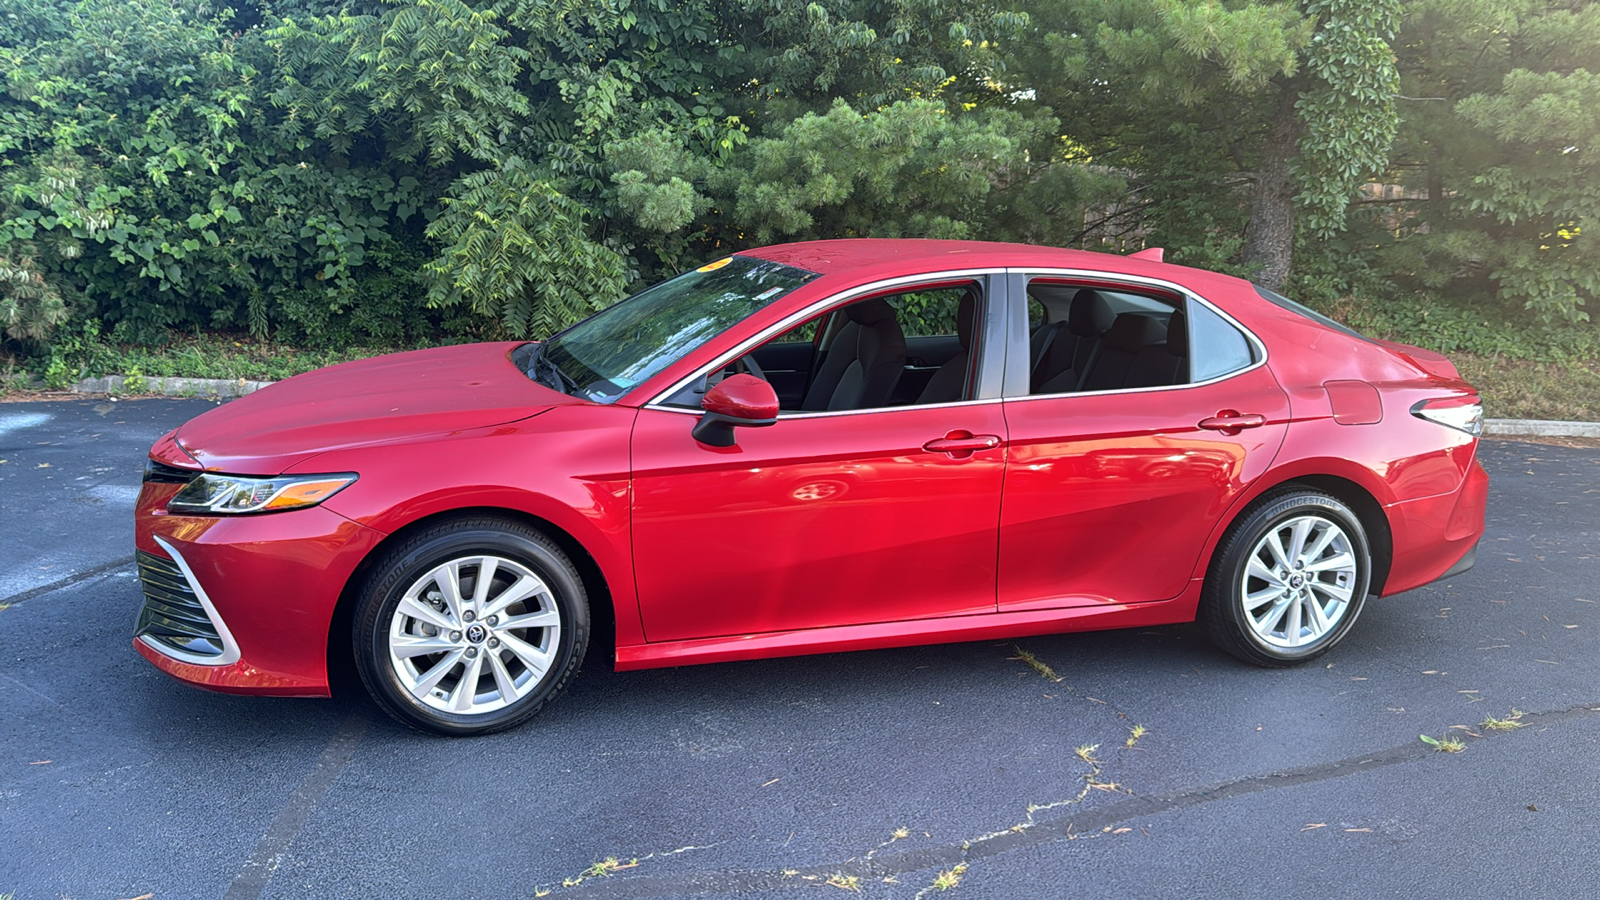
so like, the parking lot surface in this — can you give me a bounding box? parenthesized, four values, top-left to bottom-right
(2, 400, 1597, 898)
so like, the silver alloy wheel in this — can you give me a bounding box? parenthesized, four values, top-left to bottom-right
(1239, 514, 1358, 649)
(386, 554, 561, 715)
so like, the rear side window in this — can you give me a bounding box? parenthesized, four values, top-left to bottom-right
(1254, 285, 1369, 342)
(1188, 302, 1257, 382)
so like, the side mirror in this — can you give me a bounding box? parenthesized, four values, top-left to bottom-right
(693, 374, 779, 447)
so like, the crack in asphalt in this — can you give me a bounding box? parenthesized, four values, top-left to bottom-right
(0, 555, 134, 608)
(548, 700, 1600, 898)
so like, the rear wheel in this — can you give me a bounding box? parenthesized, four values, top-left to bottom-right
(1201, 490, 1371, 667)
(354, 517, 588, 735)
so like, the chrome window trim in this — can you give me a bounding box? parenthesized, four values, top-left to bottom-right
(643, 395, 1007, 420)
(1005, 267, 1270, 401)
(140, 536, 243, 667)
(647, 268, 1007, 409)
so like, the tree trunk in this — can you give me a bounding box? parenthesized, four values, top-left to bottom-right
(1242, 81, 1302, 291)
(1427, 156, 1444, 220)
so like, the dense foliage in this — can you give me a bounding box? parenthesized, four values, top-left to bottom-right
(1, 0, 1595, 361)
(1377, 0, 1600, 331)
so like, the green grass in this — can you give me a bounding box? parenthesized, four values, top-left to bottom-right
(85, 334, 395, 382)
(1454, 354, 1600, 422)
(1, 332, 407, 394)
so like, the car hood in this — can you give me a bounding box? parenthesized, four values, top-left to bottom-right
(174, 342, 577, 474)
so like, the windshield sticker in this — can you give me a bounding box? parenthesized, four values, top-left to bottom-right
(697, 257, 734, 273)
(754, 286, 784, 301)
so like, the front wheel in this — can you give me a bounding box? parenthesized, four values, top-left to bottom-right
(353, 517, 589, 735)
(1200, 490, 1371, 667)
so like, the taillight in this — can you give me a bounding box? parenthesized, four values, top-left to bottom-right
(1411, 396, 1483, 437)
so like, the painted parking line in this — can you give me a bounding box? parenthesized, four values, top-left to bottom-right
(224, 712, 371, 900)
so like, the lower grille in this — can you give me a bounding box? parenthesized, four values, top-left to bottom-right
(135, 550, 225, 659)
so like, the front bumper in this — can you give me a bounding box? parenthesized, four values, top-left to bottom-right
(133, 481, 385, 697)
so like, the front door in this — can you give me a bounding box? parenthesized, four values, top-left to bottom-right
(629, 404, 1007, 641)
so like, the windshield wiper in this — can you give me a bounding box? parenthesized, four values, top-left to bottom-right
(530, 347, 580, 396)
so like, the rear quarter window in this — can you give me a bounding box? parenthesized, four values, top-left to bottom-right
(1188, 302, 1258, 382)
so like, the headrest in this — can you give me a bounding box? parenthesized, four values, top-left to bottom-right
(845, 297, 897, 326)
(1068, 289, 1115, 337)
(1104, 313, 1167, 351)
(1165, 310, 1187, 356)
(956, 292, 976, 349)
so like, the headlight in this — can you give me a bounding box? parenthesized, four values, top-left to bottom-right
(167, 472, 358, 515)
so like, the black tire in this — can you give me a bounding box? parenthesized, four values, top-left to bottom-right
(1200, 489, 1371, 667)
(353, 516, 589, 736)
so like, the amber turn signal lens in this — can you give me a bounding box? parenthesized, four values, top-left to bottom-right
(262, 478, 359, 510)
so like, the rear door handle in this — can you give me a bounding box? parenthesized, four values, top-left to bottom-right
(923, 432, 1002, 458)
(1198, 412, 1267, 433)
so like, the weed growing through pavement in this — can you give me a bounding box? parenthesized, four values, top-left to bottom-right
(1010, 645, 1063, 682)
(1126, 724, 1148, 748)
(1420, 734, 1466, 752)
(1482, 710, 1526, 731)
(537, 845, 718, 894)
(928, 864, 968, 892)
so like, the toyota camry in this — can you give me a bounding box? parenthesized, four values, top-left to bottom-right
(134, 240, 1487, 735)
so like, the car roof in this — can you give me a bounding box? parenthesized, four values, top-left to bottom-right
(738, 238, 1234, 290)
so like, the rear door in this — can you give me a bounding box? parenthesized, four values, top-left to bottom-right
(996, 273, 1291, 611)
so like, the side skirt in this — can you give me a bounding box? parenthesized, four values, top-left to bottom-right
(615, 583, 1203, 672)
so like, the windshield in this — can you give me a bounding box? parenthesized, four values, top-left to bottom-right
(539, 256, 819, 403)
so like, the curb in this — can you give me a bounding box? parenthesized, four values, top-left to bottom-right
(1484, 419, 1600, 438)
(71, 374, 274, 399)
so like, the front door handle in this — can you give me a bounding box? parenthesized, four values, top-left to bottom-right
(1198, 411, 1267, 434)
(923, 432, 1002, 459)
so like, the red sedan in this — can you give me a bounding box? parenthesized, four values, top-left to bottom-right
(134, 240, 1487, 735)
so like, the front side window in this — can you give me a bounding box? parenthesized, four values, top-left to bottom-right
(891, 286, 970, 338)
(537, 256, 819, 402)
(662, 281, 986, 412)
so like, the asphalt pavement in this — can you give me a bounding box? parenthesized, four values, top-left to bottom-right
(1, 399, 1596, 899)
